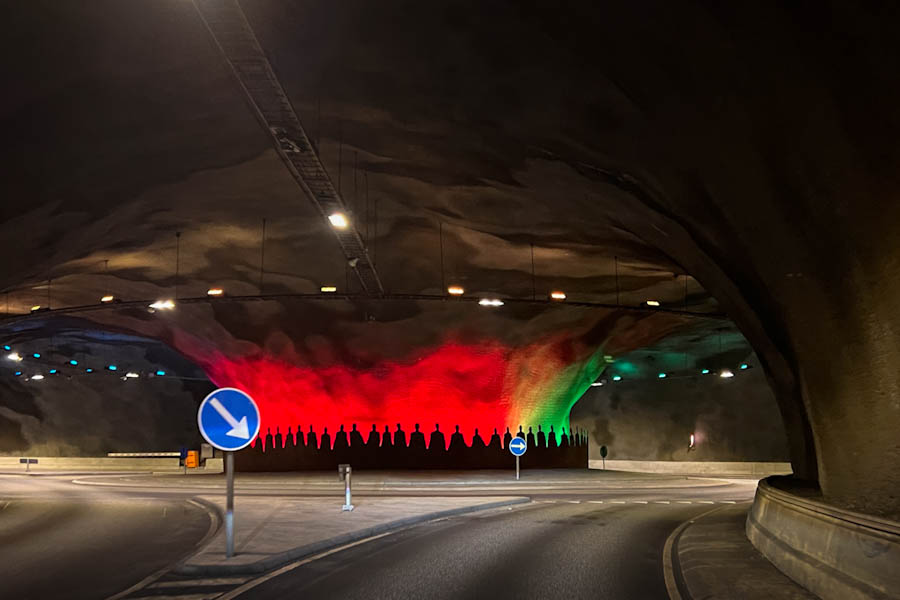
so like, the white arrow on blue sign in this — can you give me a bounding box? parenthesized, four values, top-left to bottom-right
(197, 388, 261, 452)
(509, 436, 527, 456)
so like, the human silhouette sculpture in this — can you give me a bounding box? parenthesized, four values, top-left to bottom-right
(448, 425, 466, 452)
(382, 425, 393, 447)
(537, 425, 546, 448)
(471, 428, 486, 449)
(488, 428, 502, 450)
(320, 427, 331, 450)
(265, 427, 274, 450)
(334, 425, 349, 450)
(394, 423, 407, 448)
(367, 424, 380, 447)
(503, 427, 513, 449)
(285, 426, 295, 449)
(517, 425, 525, 440)
(294, 425, 305, 448)
(349, 424, 365, 447)
(409, 424, 426, 451)
(526, 426, 536, 449)
(560, 427, 570, 448)
(548, 425, 558, 448)
(429, 424, 446, 451)
(307, 425, 317, 449)
(274, 427, 283, 449)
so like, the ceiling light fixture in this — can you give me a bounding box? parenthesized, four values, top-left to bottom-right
(478, 298, 504, 307)
(646, 300, 661, 307)
(550, 291, 566, 301)
(720, 369, 734, 378)
(149, 300, 175, 310)
(100, 295, 115, 303)
(207, 288, 224, 297)
(447, 286, 465, 296)
(320, 286, 337, 293)
(328, 213, 349, 229)
(7, 352, 22, 362)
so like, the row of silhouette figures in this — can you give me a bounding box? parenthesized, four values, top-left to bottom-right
(235, 423, 588, 471)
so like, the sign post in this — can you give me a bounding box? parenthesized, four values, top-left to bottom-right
(508, 437, 527, 481)
(197, 388, 261, 559)
(600, 445, 608, 470)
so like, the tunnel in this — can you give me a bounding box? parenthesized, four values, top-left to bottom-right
(1, 1, 898, 598)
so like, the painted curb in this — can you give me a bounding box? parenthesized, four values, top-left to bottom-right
(175, 496, 531, 576)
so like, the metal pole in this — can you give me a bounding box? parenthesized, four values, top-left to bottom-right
(175, 232, 182, 300)
(614, 255, 620, 306)
(530, 243, 536, 301)
(516, 455, 520, 481)
(439, 221, 445, 293)
(226, 451, 235, 558)
(259, 218, 266, 294)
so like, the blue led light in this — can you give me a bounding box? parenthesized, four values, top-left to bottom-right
(155, 370, 166, 376)
(701, 368, 710, 374)
(14, 371, 22, 376)
(85, 368, 93, 373)
(33, 353, 41, 359)
(3, 345, 10, 351)
(658, 373, 667, 379)
(70, 359, 78, 366)
(107, 365, 117, 371)
(612, 375, 622, 381)
(740, 363, 749, 370)
(49, 369, 57, 374)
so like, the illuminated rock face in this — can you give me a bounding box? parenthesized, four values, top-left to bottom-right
(76, 299, 695, 445)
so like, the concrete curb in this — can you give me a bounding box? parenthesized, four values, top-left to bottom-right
(747, 479, 900, 600)
(175, 496, 531, 576)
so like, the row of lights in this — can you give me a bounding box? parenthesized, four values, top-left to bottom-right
(5, 346, 166, 380)
(589, 363, 750, 386)
(24, 210, 672, 314)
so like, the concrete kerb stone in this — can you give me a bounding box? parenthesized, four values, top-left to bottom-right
(175, 496, 531, 576)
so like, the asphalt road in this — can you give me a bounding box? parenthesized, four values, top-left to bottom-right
(0, 471, 758, 600)
(240, 501, 709, 599)
(0, 474, 213, 600)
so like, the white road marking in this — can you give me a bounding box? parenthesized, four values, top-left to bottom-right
(719, 500, 736, 504)
(677, 500, 692, 504)
(588, 500, 604, 504)
(697, 500, 714, 504)
(654, 501, 670, 504)
(632, 500, 648, 504)
(567, 500, 581, 504)
(610, 500, 626, 504)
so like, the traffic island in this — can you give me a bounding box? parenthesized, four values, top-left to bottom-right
(177, 495, 530, 576)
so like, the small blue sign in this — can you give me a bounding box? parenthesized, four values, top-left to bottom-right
(197, 388, 261, 452)
(509, 437, 527, 457)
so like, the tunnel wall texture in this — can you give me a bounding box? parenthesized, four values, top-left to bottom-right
(2, 0, 898, 517)
(570, 366, 790, 462)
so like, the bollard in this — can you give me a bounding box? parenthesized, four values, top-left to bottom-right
(338, 464, 354, 511)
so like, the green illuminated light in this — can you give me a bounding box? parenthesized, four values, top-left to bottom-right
(612, 375, 622, 381)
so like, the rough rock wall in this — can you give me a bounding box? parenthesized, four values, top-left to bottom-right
(571, 367, 789, 462)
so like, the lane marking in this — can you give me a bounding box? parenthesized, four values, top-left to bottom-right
(632, 500, 648, 504)
(719, 500, 736, 504)
(654, 501, 670, 504)
(697, 501, 714, 504)
(610, 500, 626, 504)
(662, 505, 728, 600)
(588, 500, 604, 504)
(567, 500, 581, 504)
(218, 531, 398, 600)
(676, 501, 692, 504)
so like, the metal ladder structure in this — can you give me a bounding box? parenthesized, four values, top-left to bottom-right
(192, 0, 384, 295)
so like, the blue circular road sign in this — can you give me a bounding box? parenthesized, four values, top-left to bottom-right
(197, 388, 261, 452)
(509, 436, 527, 457)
